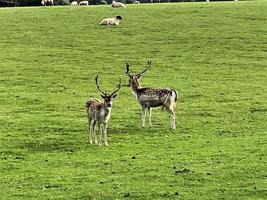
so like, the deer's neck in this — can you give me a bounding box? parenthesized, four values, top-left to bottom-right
(99, 105, 111, 121)
(103, 104, 112, 113)
(131, 81, 141, 97)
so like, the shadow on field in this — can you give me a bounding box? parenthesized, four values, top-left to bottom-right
(18, 130, 83, 152)
(21, 139, 81, 153)
(107, 126, 168, 136)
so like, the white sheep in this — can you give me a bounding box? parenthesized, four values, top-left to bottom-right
(111, 0, 126, 8)
(100, 16, 122, 26)
(70, 1, 78, 5)
(79, 0, 89, 5)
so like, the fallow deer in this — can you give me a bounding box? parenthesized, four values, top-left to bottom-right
(125, 60, 177, 129)
(86, 75, 121, 146)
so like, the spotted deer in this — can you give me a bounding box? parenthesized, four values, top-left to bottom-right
(125, 60, 177, 129)
(86, 76, 121, 146)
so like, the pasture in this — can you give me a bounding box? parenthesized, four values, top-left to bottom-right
(0, 1, 266, 199)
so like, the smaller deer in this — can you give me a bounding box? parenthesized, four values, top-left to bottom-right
(86, 76, 121, 146)
(125, 60, 177, 129)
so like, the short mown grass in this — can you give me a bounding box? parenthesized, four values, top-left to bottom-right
(0, 1, 266, 199)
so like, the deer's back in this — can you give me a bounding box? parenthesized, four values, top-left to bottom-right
(86, 98, 101, 109)
(86, 98, 111, 122)
(137, 88, 176, 108)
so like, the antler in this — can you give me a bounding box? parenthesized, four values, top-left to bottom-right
(111, 77, 122, 96)
(136, 59, 152, 76)
(125, 62, 131, 76)
(95, 75, 106, 96)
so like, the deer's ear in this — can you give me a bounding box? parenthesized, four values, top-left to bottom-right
(100, 94, 105, 99)
(112, 93, 118, 99)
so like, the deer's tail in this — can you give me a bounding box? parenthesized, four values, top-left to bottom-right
(171, 89, 178, 102)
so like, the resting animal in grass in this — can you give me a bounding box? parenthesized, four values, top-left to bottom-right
(41, 0, 53, 6)
(79, 0, 89, 5)
(111, 0, 126, 8)
(100, 16, 122, 26)
(70, 1, 78, 6)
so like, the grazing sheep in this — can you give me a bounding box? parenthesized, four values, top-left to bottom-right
(133, 1, 140, 4)
(100, 16, 122, 26)
(79, 0, 89, 5)
(70, 1, 78, 5)
(111, 0, 126, 8)
(41, 0, 53, 6)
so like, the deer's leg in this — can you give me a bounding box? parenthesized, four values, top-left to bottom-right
(89, 119, 95, 144)
(170, 100, 176, 129)
(103, 123, 108, 146)
(98, 123, 103, 146)
(172, 109, 176, 129)
(173, 107, 176, 129)
(148, 107, 152, 128)
(92, 121, 98, 144)
(87, 111, 92, 144)
(141, 107, 146, 128)
(88, 117, 93, 144)
(167, 108, 176, 130)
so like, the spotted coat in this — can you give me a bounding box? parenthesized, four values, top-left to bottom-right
(86, 98, 111, 123)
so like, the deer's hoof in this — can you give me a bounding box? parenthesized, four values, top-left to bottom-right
(94, 141, 98, 144)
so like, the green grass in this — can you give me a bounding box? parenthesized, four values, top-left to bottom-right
(0, 1, 266, 199)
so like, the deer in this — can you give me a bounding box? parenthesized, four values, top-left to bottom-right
(86, 75, 121, 146)
(125, 60, 178, 129)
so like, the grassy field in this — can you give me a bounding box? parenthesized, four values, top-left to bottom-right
(0, 1, 266, 199)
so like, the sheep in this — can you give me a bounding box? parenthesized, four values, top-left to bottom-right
(79, 0, 89, 5)
(41, 0, 53, 6)
(111, 0, 126, 8)
(100, 16, 122, 26)
(133, 1, 140, 4)
(70, 1, 78, 5)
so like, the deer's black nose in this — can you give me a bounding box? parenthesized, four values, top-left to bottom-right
(107, 103, 112, 107)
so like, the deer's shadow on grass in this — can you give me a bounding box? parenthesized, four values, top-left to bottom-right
(22, 139, 80, 153)
(19, 127, 84, 153)
(19, 123, 177, 152)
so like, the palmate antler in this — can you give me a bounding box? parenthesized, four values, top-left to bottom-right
(136, 60, 152, 76)
(125, 60, 152, 77)
(125, 62, 131, 76)
(95, 75, 121, 96)
(110, 78, 122, 96)
(95, 75, 107, 96)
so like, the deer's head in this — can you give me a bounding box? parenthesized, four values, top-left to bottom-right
(125, 60, 152, 88)
(95, 75, 121, 108)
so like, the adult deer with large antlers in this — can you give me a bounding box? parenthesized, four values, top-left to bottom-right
(125, 60, 177, 129)
(86, 76, 121, 146)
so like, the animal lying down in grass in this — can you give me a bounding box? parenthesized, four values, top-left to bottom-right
(100, 16, 123, 26)
(111, 0, 126, 8)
